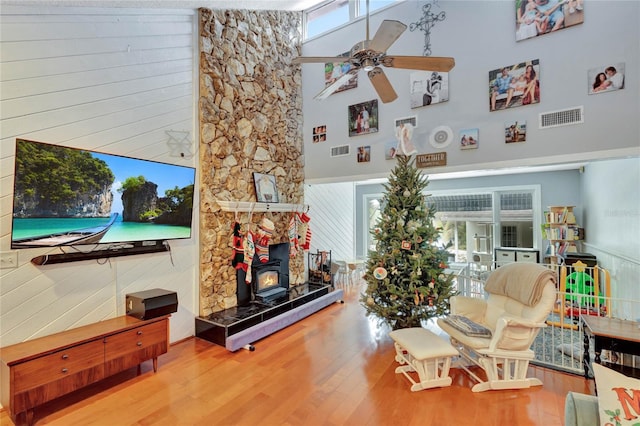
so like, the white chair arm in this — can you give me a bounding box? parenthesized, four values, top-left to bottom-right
(489, 315, 547, 352)
(450, 296, 487, 323)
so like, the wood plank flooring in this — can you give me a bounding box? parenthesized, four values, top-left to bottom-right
(1, 282, 595, 426)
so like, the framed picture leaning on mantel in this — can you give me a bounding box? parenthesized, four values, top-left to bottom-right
(253, 172, 279, 203)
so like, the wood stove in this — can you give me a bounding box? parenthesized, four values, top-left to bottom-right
(253, 260, 286, 302)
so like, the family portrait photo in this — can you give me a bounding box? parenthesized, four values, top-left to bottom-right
(588, 62, 625, 95)
(459, 128, 479, 150)
(489, 60, 540, 111)
(515, 0, 584, 42)
(324, 52, 357, 94)
(312, 125, 326, 143)
(409, 71, 449, 109)
(348, 100, 378, 137)
(505, 121, 527, 143)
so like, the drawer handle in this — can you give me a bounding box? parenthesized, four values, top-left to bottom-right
(61, 354, 69, 360)
(137, 342, 143, 346)
(61, 368, 68, 373)
(137, 331, 143, 335)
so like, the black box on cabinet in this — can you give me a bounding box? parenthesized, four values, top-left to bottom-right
(126, 288, 178, 320)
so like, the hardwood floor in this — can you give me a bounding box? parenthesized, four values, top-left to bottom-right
(1, 282, 595, 426)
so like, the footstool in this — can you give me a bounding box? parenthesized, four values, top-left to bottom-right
(389, 327, 459, 392)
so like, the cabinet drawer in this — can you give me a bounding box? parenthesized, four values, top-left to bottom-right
(495, 249, 516, 263)
(516, 251, 538, 263)
(104, 320, 167, 361)
(13, 340, 104, 393)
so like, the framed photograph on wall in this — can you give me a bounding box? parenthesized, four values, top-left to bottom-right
(489, 59, 540, 111)
(357, 146, 371, 163)
(410, 71, 449, 109)
(253, 172, 279, 203)
(348, 100, 378, 137)
(324, 51, 358, 94)
(385, 140, 398, 160)
(459, 128, 479, 150)
(505, 120, 527, 143)
(515, 0, 584, 42)
(588, 62, 625, 94)
(313, 125, 326, 143)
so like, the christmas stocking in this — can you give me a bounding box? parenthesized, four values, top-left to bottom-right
(288, 212, 299, 257)
(243, 232, 255, 284)
(298, 212, 312, 251)
(255, 217, 274, 263)
(231, 222, 245, 270)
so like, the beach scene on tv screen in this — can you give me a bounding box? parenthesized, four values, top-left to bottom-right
(11, 140, 195, 247)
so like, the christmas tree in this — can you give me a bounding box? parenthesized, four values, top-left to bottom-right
(360, 155, 456, 330)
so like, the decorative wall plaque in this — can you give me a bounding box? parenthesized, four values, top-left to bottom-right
(416, 152, 447, 168)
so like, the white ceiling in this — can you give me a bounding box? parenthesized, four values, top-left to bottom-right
(0, 0, 327, 10)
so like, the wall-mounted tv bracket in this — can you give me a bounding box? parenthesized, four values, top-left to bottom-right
(30, 240, 170, 265)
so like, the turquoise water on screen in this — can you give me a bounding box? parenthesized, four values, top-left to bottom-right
(12, 216, 191, 243)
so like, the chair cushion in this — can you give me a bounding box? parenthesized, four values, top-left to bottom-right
(442, 315, 492, 337)
(389, 327, 458, 360)
(592, 363, 640, 426)
(564, 392, 599, 426)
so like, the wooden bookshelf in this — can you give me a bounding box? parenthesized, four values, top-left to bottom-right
(543, 206, 584, 263)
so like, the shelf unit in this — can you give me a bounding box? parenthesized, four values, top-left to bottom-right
(216, 200, 308, 213)
(542, 206, 584, 263)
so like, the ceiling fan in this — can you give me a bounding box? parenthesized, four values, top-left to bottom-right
(292, 0, 455, 103)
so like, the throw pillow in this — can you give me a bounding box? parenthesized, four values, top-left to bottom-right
(592, 362, 640, 426)
(442, 315, 492, 338)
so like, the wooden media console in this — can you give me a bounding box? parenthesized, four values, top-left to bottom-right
(0, 315, 169, 425)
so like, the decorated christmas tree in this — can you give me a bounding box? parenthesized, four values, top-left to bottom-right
(360, 155, 456, 330)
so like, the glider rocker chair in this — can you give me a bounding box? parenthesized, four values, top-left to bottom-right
(437, 262, 557, 392)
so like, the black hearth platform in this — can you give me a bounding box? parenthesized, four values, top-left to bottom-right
(195, 283, 344, 352)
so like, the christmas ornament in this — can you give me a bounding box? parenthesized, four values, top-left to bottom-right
(366, 296, 375, 306)
(401, 240, 411, 250)
(403, 189, 411, 197)
(373, 267, 388, 280)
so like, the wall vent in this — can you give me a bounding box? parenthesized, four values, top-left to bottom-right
(330, 144, 350, 157)
(539, 106, 584, 129)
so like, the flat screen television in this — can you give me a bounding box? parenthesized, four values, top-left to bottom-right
(10, 139, 196, 249)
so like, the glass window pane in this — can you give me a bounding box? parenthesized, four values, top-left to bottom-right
(306, 1, 350, 39)
(357, 0, 397, 16)
(499, 192, 534, 248)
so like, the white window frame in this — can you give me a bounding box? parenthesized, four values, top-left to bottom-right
(360, 185, 542, 259)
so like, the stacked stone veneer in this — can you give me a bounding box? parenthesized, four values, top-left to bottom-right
(198, 8, 304, 316)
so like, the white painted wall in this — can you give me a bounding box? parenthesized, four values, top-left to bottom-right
(301, 1, 640, 182)
(581, 157, 640, 318)
(0, 6, 199, 348)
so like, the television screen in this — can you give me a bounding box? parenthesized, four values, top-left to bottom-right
(11, 139, 196, 249)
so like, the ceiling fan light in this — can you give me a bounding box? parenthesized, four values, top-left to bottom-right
(362, 58, 375, 72)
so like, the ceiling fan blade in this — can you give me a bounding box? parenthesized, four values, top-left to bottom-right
(314, 69, 358, 100)
(292, 56, 351, 64)
(369, 20, 407, 53)
(368, 67, 397, 103)
(383, 56, 455, 72)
